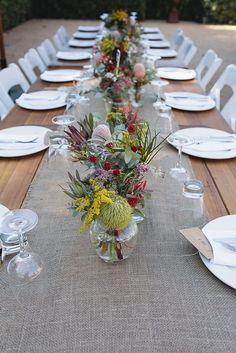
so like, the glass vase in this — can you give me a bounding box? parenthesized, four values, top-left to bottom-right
(90, 219, 138, 263)
(104, 97, 129, 113)
(130, 85, 145, 108)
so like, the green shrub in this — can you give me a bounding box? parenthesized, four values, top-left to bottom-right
(204, 0, 236, 24)
(32, 0, 146, 20)
(0, 0, 32, 30)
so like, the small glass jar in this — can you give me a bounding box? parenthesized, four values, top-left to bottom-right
(90, 219, 138, 263)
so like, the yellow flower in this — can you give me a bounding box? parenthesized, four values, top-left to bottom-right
(74, 196, 91, 212)
(107, 112, 115, 121)
(100, 37, 118, 55)
(111, 10, 128, 22)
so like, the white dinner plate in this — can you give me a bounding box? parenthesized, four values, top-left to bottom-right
(200, 215, 236, 289)
(141, 33, 164, 41)
(73, 31, 97, 40)
(16, 91, 67, 110)
(147, 49, 177, 58)
(168, 127, 236, 159)
(69, 39, 96, 48)
(165, 92, 216, 111)
(78, 25, 100, 32)
(56, 51, 92, 61)
(142, 40, 170, 49)
(143, 27, 160, 34)
(0, 126, 51, 158)
(40, 69, 82, 82)
(158, 67, 196, 80)
(0, 204, 9, 220)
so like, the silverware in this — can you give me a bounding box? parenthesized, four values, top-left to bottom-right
(214, 239, 236, 252)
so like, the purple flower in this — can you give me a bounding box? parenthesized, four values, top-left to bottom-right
(136, 163, 149, 175)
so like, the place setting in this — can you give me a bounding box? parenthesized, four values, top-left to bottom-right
(0, 125, 52, 157)
(56, 50, 92, 61)
(142, 40, 170, 49)
(16, 90, 67, 110)
(158, 67, 196, 80)
(73, 31, 98, 40)
(40, 69, 83, 82)
(68, 38, 96, 48)
(141, 33, 165, 41)
(77, 25, 101, 32)
(167, 127, 236, 159)
(147, 48, 177, 58)
(164, 91, 216, 111)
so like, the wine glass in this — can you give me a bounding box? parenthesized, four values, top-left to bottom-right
(0, 209, 43, 285)
(152, 75, 169, 109)
(168, 134, 194, 181)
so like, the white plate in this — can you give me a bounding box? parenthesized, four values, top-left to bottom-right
(56, 51, 92, 61)
(0, 126, 51, 157)
(200, 215, 236, 289)
(40, 69, 82, 82)
(168, 127, 236, 159)
(0, 204, 9, 220)
(78, 25, 100, 32)
(143, 27, 160, 34)
(73, 31, 97, 40)
(165, 92, 216, 111)
(16, 91, 67, 110)
(147, 49, 177, 58)
(69, 39, 96, 48)
(158, 67, 196, 80)
(141, 33, 164, 40)
(149, 41, 170, 49)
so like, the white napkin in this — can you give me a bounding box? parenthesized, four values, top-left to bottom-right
(185, 140, 236, 152)
(20, 92, 60, 101)
(165, 95, 212, 107)
(0, 132, 39, 143)
(203, 229, 236, 266)
(0, 142, 43, 150)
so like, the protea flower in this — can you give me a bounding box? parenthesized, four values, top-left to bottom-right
(91, 124, 112, 141)
(133, 63, 146, 80)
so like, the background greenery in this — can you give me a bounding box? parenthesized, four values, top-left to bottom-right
(1, 0, 236, 31)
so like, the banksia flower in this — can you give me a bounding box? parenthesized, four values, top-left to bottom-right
(98, 195, 132, 230)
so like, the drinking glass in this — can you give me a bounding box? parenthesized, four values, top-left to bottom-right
(169, 134, 194, 181)
(152, 76, 169, 109)
(0, 209, 43, 285)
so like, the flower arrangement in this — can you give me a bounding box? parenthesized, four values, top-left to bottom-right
(96, 35, 129, 63)
(130, 62, 156, 106)
(104, 9, 129, 31)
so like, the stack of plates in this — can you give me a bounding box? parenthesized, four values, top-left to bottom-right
(165, 92, 215, 111)
(0, 126, 51, 157)
(40, 69, 82, 82)
(68, 39, 96, 48)
(16, 91, 67, 110)
(158, 67, 196, 80)
(56, 51, 92, 61)
(167, 127, 236, 159)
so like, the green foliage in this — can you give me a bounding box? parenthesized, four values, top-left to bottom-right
(204, 0, 236, 24)
(32, 0, 146, 20)
(0, 0, 32, 30)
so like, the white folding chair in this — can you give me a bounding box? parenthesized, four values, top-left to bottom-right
(0, 93, 9, 120)
(58, 26, 70, 44)
(18, 48, 46, 84)
(170, 29, 184, 51)
(53, 33, 64, 50)
(0, 63, 30, 109)
(42, 39, 57, 60)
(37, 43, 51, 66)
(177, 37, 197, 66)
(210, 64, 236, 131)
(195, 49, 222, 91)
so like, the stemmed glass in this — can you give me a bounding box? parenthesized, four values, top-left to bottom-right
(0, 209, 43, 285)
(168, 134, 194, 181)
(152, 72, 169, 109)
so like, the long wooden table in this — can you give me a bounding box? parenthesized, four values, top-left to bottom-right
(1, 75, 234, 219)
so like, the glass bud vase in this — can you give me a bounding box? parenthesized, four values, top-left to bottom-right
(90, 219, 138, 263)
(104, 97, 129, 113)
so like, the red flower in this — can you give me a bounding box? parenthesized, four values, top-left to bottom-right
(121, 65, 126, 71)
(112, 168, 120, 176)
(133, 180, 147, 192)
(138, 145, 143, 151)
(107, 64, 115, 72)
(127, 124, 136, 134)
(106, 142, 113, 149)
(127, 196, 140, 208)
(103, 161, 112, 171)
(131, 145, 138, 152)
(89, 155, 97, 163)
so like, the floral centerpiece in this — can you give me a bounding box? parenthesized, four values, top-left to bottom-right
(64, 110, 165, 263)
(104, 9, 129, 31)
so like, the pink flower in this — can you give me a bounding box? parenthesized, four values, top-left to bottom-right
(92, 124, 112, 141)
(133, 63, 146, 79)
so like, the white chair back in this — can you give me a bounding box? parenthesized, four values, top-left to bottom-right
(25, 48, 46, 73)
(0, 63, 30, 108)
(18, 57, 37, 84)
(210, 64, 236, 131)
(58, 26, 70, 44)
(42, 39, 57, 60)
(0, 90, 10, 120)
(195, 49, 222, 91)
(177, 37, 197, 66)
(37, 44, 51, 66)
(53, 33, 64, 50)
(170, 30, 184, 51)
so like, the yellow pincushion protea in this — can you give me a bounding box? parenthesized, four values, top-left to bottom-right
(98, 195, 132, 230)
(100, 37, 118, 55)
(111, 10, 128, 22)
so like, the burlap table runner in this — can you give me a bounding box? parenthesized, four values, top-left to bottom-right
(1, 88, 236, 353)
